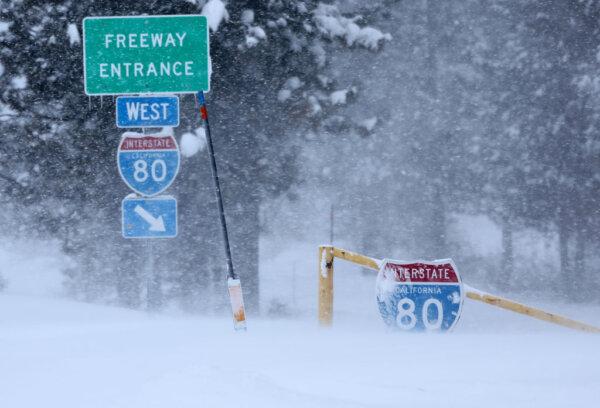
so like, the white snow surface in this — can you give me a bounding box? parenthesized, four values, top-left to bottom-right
(121, 127, 174, 138)
(246, 35, 259, 48)
(330, 89, 348, 105)
(67, 23, 80, 46)
(1, 239, 599, 407)
(0, 239, 65, 295)
(11, 75, 27, 89)
(359, 116, 378, 131)
(285, 76, 303, 90)
(248, 26, 266, 40)
(202, 0, 229, 32)
(241, 9, 255, 25)
(1, 292, 599, 408)
(180, 128, 206, 157)
(277, 88, 292, 102)
(313, 4, 391, 50)
(278, 77, 304, 101)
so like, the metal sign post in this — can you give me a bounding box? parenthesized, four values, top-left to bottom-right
(83, 14, 245, 330)
(196, 91, 247, 331)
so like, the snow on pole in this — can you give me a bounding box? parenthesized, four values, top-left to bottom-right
(196, 91, 247, 331)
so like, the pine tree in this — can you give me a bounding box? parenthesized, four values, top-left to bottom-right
(0, 0, 390, 310)
(471, 0, 600, 295)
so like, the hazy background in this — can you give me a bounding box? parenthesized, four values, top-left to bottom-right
(1, 0, 599, 317)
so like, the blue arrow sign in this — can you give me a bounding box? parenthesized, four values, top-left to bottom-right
(117, 134, 180, 197)
(116, 96, 179, 128)
(122, 196, 177, 239)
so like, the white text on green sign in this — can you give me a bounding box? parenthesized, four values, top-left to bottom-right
(83, 15, 209, 95)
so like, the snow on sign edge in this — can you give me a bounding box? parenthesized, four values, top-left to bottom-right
(81, 14, 210, 95)
(376, 258, 465, 332)
(116, 132, 181, 197)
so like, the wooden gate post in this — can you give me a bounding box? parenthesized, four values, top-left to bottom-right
(316, 246, 600, 333)
(318, 245, 334, 326)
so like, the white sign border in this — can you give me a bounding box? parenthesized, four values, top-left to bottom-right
(121, 194, 178, 239)
(115, 95, 180, 129)
(377, 258, 465, 332)
(116, 133, 181, 197)
(82, 14, 210, 96)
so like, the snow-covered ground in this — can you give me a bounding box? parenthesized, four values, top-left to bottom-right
(1, 238, 599, 407)
(0, 239, 65, 296)
(1, 291, 599, 408)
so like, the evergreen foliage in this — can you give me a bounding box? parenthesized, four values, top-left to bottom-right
(0, 0, 389, 309)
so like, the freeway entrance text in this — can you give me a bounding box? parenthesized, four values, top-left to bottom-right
(83, 15, 209, 95)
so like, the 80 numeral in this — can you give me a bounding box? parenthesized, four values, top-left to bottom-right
(396, 297, 444, 330)
(133, 159, 167, 183)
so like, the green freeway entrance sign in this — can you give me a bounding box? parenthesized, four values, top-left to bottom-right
(83, 15, 209, 95)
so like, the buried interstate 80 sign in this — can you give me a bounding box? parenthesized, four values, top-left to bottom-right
(376, 259, 464, 331)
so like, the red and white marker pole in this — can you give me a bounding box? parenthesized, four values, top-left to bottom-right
(197, 91, 247, 331)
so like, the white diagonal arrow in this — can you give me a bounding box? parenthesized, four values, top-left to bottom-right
(134, 205, 166, 232)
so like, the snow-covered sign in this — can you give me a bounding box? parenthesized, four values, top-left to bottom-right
(122, 195, 177, 238)
(83, 15, 209, 95)
(116, 96, 179, 128)
(117, 133, 180, 197)
(376, 259, 464, 331)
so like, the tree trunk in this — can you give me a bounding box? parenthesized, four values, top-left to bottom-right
(558, 218, 571, 295)
(230, 195, 261, 315)
(573, 227, 586, 300)
(116, 239, 142, 309)
(424, 0, 447, 259)
(431, 187, 447, 257)
(500, 217, 514, 290)
(175, 142, 217, 313)
(146, 241, 162, 311)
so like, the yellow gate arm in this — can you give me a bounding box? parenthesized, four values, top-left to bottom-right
(318, 245, 600, 333)
(464, 287, 600, 333)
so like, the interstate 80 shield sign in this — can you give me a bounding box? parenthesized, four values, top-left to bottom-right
(117, 133, 180, 197)
(376, 259, 464, 332)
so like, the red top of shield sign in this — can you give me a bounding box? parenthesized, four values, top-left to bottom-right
(381, 261, 460, 284)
